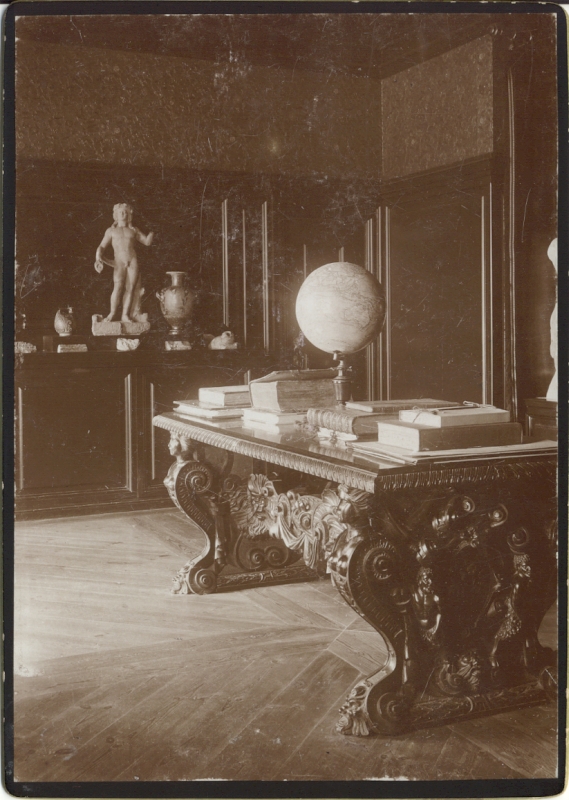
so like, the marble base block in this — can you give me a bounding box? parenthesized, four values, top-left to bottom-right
(15, 342, 37, 354)
(117, 338, 140, 351)
(57, 343, 88, 353)
(92, 314, 150, 336)
(165, 340, 192, 351)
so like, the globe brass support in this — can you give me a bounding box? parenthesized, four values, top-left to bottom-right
(333, 351, 352, 406)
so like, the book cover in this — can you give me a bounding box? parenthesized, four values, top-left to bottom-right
(375, 420, 523, 451)
(174, 400, 244, 419)
(398, 405, 510, 428)
(345, 398, 456, 414)
(249, 377, 336, 412)
(198, 385, 251, 407)
(307, 407, 399, 435)
(243, 408, 307, 426)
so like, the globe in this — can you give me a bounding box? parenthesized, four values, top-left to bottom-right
(295, 261, 386, 355)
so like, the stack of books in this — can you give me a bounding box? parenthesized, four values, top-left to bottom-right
(353, 404, 527, 464)
(244, 369, 336, 433)
(173, 385, 251, 421)
(307, 399, 457, 442)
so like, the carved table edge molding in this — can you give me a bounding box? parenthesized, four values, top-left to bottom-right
(373, 455, 557, 491)
(153, 413, 377, 492)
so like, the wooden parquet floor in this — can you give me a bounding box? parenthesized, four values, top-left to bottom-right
(11, 508, 559, 783)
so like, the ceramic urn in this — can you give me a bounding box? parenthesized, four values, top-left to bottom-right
(54, 307, 75, 336)
(156, 272, 194, 336)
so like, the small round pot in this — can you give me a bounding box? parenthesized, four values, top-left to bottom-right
(54, 307, 74, 336)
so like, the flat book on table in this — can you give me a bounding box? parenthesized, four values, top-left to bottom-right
(174, 400, 244, 419)
(242, 407, 306, 426)
(398, 405, 510, 428)
(198, 385, 251, 407)
(345, 398, 456, 414)
(375, 419, 523, 451)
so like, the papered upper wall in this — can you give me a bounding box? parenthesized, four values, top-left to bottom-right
(381, 36, 493, 180)
(15, 38, 382, 177)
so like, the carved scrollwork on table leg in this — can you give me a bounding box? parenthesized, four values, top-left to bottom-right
(165, 434, 223, 595)
(329, 462, 558, 736)
(164, 434, 373, 594)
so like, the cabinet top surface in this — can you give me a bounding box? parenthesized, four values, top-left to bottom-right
(153, 412, 557, 494)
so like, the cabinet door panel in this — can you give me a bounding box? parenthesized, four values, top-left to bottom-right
(17, 371, 130, 491)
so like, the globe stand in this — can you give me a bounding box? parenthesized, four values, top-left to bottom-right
(332, 351, 352, 406)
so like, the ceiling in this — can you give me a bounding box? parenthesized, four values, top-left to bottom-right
(15, 11, 500, 79)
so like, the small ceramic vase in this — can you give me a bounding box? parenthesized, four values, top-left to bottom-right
(156, 272, 194, 336)
(54, 307, 74, 337)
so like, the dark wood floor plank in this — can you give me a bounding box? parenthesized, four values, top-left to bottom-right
(450, 705, 559, 778)
(326, 628, 388, 674)
(129, 510, 203, 558)
(245, 586, 347, 630)
(273, 704, 527, 781)
(267, 582, 361, 628)
(14, 674, 173, 783)
(111, 649, 327, 782)
(15, 627, 337, 687)
(208, 652, 359, 780)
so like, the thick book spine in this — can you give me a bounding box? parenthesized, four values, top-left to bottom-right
(376, 421, 523, 451)
(306, 407, 357, 434)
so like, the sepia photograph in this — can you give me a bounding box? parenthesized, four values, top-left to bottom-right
(4, 1, 566, 794)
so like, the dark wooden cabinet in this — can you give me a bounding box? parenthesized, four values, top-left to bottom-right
(15, 350, 271, 519)
(525, 398, 558, 442)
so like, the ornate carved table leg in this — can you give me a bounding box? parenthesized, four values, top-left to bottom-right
(329, 460, 558, 735)
(164, 434, 322, 594)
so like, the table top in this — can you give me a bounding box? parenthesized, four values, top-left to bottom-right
(153, 412, 557, 494)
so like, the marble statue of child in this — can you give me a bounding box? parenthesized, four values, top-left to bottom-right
(95, 203, 154, 323)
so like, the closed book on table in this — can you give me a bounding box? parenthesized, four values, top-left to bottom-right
(198, 385, 251, 407)
(308, 399, 456, 437)
(243, 407, 306, 426)
(249, 371, 336, 412)
(174, 400, 244, 419)
(398, 405, 510, 428)
(376, 420, 523, 451)
(307, 407, 399, 436)
(345, 398, 456, 414)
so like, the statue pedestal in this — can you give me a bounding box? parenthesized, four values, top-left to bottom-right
(91, 314, 150, 336)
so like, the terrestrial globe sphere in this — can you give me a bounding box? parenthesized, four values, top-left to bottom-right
(295, 261, 386, 355)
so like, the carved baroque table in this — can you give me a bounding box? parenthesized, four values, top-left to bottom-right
(153, 412, 558, 736)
